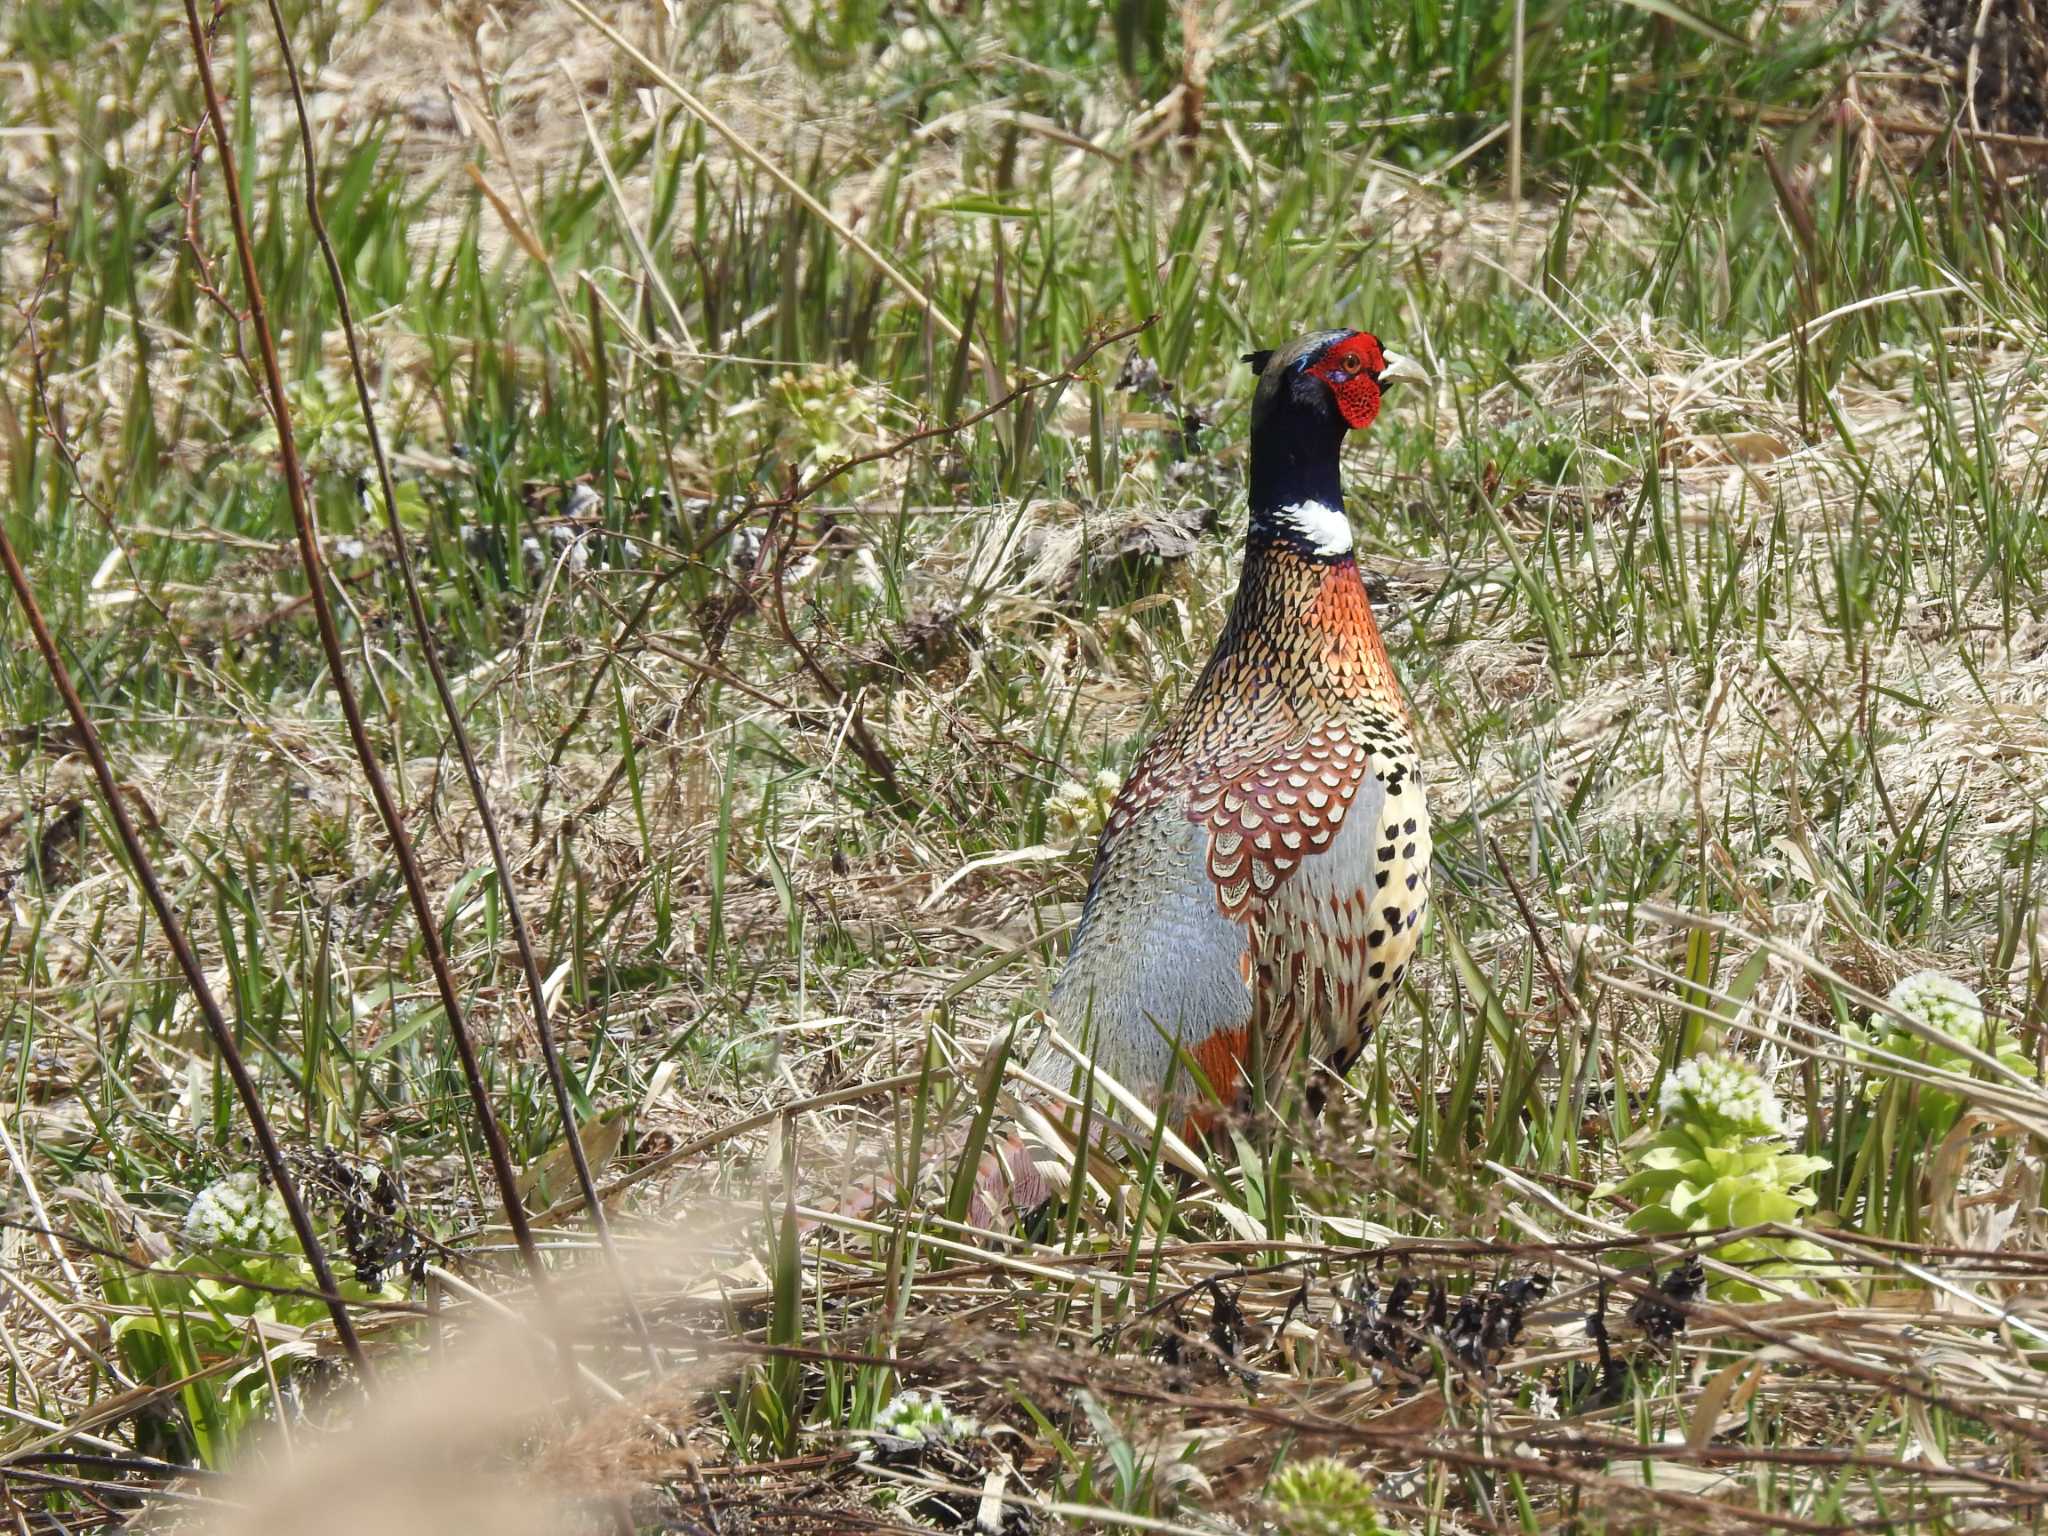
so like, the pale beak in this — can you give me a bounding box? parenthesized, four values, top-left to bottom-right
(1378, 350, 1431, 385)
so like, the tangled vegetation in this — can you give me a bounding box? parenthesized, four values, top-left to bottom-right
(4, 0, 2048, 1532)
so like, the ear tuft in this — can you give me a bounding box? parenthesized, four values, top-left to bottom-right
(1242, 348, 1275, 374)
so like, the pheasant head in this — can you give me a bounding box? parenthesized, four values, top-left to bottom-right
(1241, 329, 1426, 559)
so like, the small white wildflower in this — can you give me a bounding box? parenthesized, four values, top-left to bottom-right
(1851, 968, 2025, 1130)
(1526, 1386, 1560, 1420)
(1888, 971, 1987, 1049)
(1658, 1054, 1785, 1138)
(860, 1389, 976, 1459)
(183, 1171, 296, 1251)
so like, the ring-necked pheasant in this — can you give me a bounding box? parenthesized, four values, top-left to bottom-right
(1037, 328, 1432, 1123)
(856, 329, 1432, 1224)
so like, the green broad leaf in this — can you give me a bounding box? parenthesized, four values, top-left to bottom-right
(1606, 1165, 1682, 1200)
(515, 1107, 629, 1211)
(362, 478, 433, 534)
(1626, 1206, 1693, 1236)
(1663, 1122, 1718, 1159)
(112, 1313, 165, 1344)
(1728, 1186, 1800, 1226)
(1603, 1174, 1659, 1204)
(1731, 1145, 1783, 1175)
(1775, 1154, 1832, 1181)
(1697, 1142, 1745, 1175)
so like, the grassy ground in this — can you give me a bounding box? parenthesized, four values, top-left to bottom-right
(5, 0, 2048, 1530)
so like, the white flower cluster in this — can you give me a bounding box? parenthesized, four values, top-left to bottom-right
(1046, 768, 1124, 846)
(865, 1388, 977, 1451)
(1888, 970, 1987, 1048)
(1658, 1054, 1786, 1138)
(182, 1171, 297, 1252)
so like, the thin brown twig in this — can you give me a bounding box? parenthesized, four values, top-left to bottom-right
(0, 1465, 230, 1512)
(1737, 97, 2048, 158)
(518, 541, 764, 858)
(172, 2, 253, 376)
(175, 0, 547, 1290)
(1031, 1366, 1969, 1535)
(1484, 831, 1592, 1034)
(525, 561, 688, 842)
(668, 1330, 2048, 1523)
(0, 524, 370, 1376)
(257, 0, 656, 1373)
(687, 313, 1158, 563)
(765, 500, 907, 805)
(581, 584, 807, 718)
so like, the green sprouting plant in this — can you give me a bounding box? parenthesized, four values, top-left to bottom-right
(99, 1171, 400, 1467)
(770, 360, 891, 477)
(246, 369, 374, 479)
(1848, 971, 2030, 1139)
(859, 1387, 980, 1456)
(1265, 1456, 1387, 1536)
(1602, 1055, 1833, 1301)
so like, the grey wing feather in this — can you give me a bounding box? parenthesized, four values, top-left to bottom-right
(1038, 792, 1253, 1099)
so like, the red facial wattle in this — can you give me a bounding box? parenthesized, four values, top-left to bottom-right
(1325, 371, 1381, 430)
(1306, 332, 1388, 431)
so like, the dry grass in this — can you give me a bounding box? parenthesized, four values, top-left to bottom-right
(6, 0, 2048, 1531)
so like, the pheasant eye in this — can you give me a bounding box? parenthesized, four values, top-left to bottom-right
(1340, 352, 1361, 371)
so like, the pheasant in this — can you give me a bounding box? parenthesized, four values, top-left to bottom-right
(854, 329, 1432, 1224)
(1032, 327, 1433, 1130)
(1034, 328, 1432, 1129)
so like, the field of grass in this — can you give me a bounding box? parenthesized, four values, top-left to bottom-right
(5, 0, 2048, 1530)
